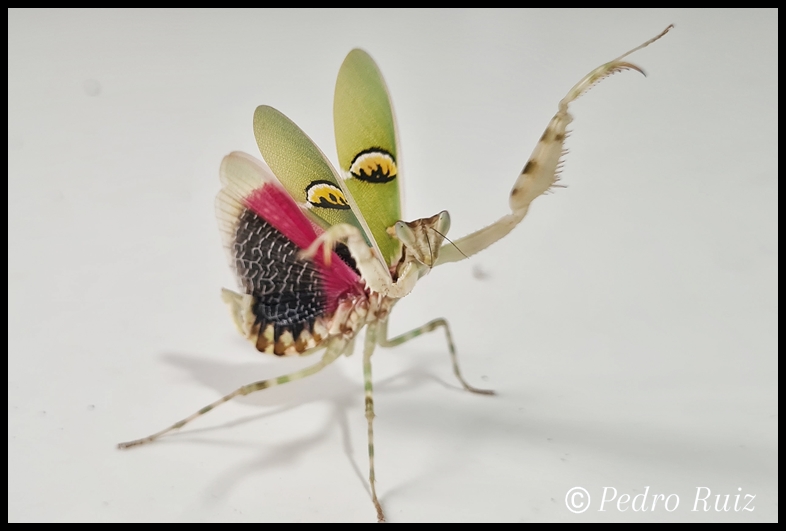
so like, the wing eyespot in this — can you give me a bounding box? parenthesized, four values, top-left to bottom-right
(305, 180, 351, 210)
(349, 148, 397, 184)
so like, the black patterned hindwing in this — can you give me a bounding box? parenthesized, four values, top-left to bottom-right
(233, 208, 326, 348)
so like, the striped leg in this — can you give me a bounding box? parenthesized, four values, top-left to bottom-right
(118, 339, 346, 449)
(363, 323, 385, 522)
(377, 318, 494, 395)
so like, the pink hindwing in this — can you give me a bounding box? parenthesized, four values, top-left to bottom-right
(216, 152, 363, 355)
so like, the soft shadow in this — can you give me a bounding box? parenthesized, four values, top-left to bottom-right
(154, 350, 461, 510)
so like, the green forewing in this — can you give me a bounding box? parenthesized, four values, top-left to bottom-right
(334, 49, 402, 266)
(253, 105, 364, 236)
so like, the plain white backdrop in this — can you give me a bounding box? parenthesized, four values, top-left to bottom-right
(8, 9, 777, 523)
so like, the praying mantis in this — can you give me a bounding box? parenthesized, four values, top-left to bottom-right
(119, 25, 673, 522)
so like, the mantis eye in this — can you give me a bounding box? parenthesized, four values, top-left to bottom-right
(434, 210, 451, 237)
(394, 220, 414, 247)
(394, 210, 451, 268)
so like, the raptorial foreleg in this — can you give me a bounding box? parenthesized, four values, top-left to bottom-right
(301, 223, 419, 299)
(435, 25, 673, 266)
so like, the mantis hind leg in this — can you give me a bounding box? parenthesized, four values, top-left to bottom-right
(117, 338, 347, 449)
(362, 323, 385, 522)
(377, 318, 494, 395)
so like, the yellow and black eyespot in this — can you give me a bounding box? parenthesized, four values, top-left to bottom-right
(305, 180, 350, 210)
(349, 148, 397, 183)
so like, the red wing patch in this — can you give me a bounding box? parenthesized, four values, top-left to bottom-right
(216, 152, 363, 354)
(242, 183, 361, 312)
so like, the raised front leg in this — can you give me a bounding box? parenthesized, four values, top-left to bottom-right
(301, 223, 420, 299)
(436, 25, 673, 266)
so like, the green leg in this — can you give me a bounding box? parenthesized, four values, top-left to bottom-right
(377, 318, 494, 395)
(118, 340, 345, 449)
(363, 323, 385, 522)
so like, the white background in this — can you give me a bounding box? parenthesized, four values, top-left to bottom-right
(8, 9, 777, 523)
